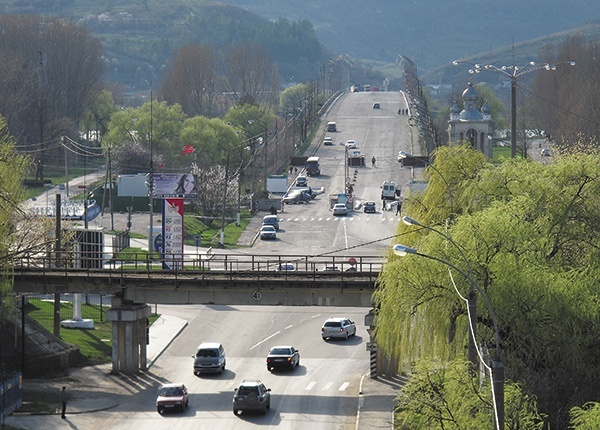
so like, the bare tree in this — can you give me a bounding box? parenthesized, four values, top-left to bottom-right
(0, 15, 104, 176)
(159, 44, 223, 118)
(223, 42, 280, 109)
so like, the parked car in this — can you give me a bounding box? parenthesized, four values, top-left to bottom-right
(345, 140, 357, 149)
(295, 176, 308, 187)
(192, 342, 226, 375)
(233, 380, 271, 415)
(372, 102, 381, 109)
(333, 203, 348, 216)
(266, 346, 300, 371)
(321, 317, 357, 340)
(276, 262, 296, 271)
(260, 225, 277, 240)
(282, 190, 311, 204)
(156, 383, 189, 414)
(540, 148, 550, 156)
(262, 214, 279, 231)
(363, 201, 376, 213)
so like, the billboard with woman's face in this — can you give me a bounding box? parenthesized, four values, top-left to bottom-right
(151, 173, 197, 198)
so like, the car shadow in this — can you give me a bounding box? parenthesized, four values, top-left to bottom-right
(195, 368, 236, 380)
(322, 335, 363, 346)
(268, 365, 307, 376)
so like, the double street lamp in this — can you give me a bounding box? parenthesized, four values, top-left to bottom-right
(453, 59, 575, 158)
(393, 238, 504, 429)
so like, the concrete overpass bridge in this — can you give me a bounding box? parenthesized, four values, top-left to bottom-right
(8, 252, 382, 374)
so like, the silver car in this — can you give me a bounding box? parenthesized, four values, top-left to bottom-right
(321, 317, 356, 340)
(260, 225, 277, 240)
(192, 342, 226, 375)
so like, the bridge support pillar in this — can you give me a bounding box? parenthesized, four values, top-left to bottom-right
(106, 298, 151, 374)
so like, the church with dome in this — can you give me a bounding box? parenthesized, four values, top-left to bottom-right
(448, 82, 493, 158)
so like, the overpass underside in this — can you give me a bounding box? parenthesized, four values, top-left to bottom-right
(13, 269, 378, 307)
(12, 269, 379, 373)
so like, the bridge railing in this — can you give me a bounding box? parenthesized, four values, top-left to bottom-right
(8, 250, 384, 276)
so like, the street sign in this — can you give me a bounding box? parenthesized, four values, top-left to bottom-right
(252, 291, 262, 301)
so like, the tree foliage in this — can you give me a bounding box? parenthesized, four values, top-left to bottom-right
(0, 116, 32, 303)
(375, 145, 600, 427)
(530, 36, 599, 148)
(104, 101, 186, 172)
(159, 44, 223, 118)
(0, 15, 104, 169)
(395, 359, 546, 429)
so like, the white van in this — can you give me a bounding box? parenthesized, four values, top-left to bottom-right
(326, 122, 337, 132)
(381, 181, 397, 200)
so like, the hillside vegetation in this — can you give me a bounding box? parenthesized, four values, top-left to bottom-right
(1, 0, 599, 90)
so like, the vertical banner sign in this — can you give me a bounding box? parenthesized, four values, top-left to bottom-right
(162, 198, 184, 270)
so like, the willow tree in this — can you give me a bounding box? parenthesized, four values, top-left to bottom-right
(0, 116, 32, 306)
(375, 145, 600, 427)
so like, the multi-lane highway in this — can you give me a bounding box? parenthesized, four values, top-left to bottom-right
(84, 90, 412, 429)
(253, 90, 414, 258)
(98, 305, 369, 430)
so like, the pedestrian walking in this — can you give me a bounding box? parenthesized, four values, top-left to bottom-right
(396, 201, 401, 215)
(371, 156, 376, 167)
(60, 386, 67, 419)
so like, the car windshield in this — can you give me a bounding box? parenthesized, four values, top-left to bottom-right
(197, 349, 217, 358)
(238, 386, 259, 395)
(270, 348, 291, 355)
(160, 386, 183, 396)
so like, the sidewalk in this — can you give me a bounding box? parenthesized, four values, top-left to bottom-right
(5, 314, 400, 429)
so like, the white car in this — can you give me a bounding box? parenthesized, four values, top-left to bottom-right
(321, 317, 357, 340)
(276, 263, 296, 271)
(345, 140, 357, 149)
(333, 203, 348, 216)
(260, 225, 277, 240)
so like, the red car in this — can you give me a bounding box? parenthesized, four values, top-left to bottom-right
(156, 383, 189, 414)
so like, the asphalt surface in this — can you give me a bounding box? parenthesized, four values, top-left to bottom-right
(4, 313, 402, 429)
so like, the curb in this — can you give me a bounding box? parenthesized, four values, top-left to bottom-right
(148, 320, 188, 369)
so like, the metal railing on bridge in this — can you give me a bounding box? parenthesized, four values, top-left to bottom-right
(8, 250, 383, 293)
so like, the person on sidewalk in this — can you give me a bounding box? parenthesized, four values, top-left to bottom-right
(60, 386, 67, 419)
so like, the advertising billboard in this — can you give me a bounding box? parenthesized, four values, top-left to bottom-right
(151, 173, 197, 198)
(162, 198, 184, 271)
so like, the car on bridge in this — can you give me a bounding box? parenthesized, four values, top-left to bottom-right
(276, 262, 296, 271)
(266, 346, 300, 371)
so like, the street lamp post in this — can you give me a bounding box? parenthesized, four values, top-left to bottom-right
(453, 59, 575, 158)
(393, 243, 504, 430)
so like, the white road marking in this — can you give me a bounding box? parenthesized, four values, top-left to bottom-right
(249, 331, 281, 350)
(339, 382, 350, 391)
(305, 381, 317, 390)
